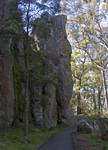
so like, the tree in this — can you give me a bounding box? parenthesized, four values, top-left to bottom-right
(71, 49, 87, 114)
(68, 0, 108, 115)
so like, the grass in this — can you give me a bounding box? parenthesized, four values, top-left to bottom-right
(78, 133, 108, 150)
(0, 125, 65, 150)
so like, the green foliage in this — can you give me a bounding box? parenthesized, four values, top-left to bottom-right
(71, 48, 103, 115)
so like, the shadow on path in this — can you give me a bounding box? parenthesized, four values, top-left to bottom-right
(38, 128, 77, 150)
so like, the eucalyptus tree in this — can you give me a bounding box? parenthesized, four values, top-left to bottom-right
(71, 49, 88, 114)
(67, 0, 108, 114)
(71, 47, 103, 114)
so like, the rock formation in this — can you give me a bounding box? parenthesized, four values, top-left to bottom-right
(0, 0, 9, 21)
(0, 2, 73, 128)
(0, 0, 15, 128)
(31, 13, 73, 127)
(0, 35, 15, 128)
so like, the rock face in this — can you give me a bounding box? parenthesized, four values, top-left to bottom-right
(0, 0, 9, 21)
(32, 13, 73, 127)
(0, 6, 73, 128)
(0, 35, 14, 128)
(0, 0, 15, 128)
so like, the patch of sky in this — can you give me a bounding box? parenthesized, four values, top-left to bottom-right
(18, 0, 60, 33)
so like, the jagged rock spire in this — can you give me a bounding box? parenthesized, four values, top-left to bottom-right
(32, 14, 73, 127)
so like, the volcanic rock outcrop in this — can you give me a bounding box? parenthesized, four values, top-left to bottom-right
(0, 2, 73, 128)
(31, 13, 73, 128)
(0, 0, 15, 128)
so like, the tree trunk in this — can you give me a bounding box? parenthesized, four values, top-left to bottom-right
(97, 87, 102, 114)
(77, 79, 82, 114)
(101, 69, 108, 109)
(92, 88, 97, 112)
(23, 0, 31, 142)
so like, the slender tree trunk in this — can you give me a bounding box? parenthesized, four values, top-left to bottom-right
(92, 88, 97, 112)
(97, 87, 102, 114)
(23, 0, 31, 142)
(77, 79, 82, 114)
(23, 47, 30, 141)
(101, 69, 108, 109)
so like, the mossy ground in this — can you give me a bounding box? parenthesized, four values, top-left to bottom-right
(0, 125, 65, 150)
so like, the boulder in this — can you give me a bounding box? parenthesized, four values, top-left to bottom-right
(77, 120, 93, 134)
(77, 116, 108, 136)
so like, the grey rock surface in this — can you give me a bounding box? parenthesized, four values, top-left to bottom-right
(0, 35, 14, 128)
(0, 0, 15, 128)
(0, 0, 9, 21)
(32, 14, 73, 128)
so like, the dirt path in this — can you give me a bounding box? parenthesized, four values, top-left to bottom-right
(38, 128, 77, 150)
